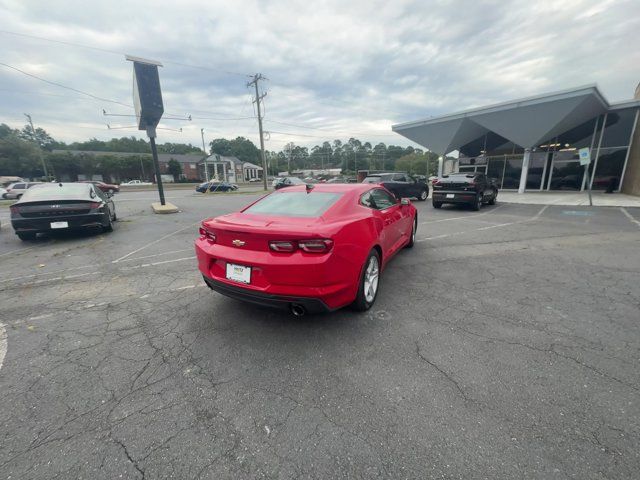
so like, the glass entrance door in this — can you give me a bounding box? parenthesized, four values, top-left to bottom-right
(547, 151, 585, 191)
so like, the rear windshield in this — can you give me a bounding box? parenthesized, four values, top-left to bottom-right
(244, 191, 343, 217)
(363, 175, 391, 183)
(21, 184, 91, 200)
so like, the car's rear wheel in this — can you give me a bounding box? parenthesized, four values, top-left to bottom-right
(433, 201, 442, 209)
(472, 194, 482, 211)
(103, 212, 113, 232)
(17, 194, 22, 200)
(405, 217, 417, 248)
(488, 189, 497, 205)
(17, 232, 36, 241)
(352, 249, 380, 311)
(418, 189, 428, 201)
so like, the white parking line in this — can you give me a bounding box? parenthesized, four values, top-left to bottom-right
(420, 204, 506, 225)
(117, 248, 193, 263)
(0, 322, 6, 373)
(112, 222, 201, 263)
(620, 207, 640, 228)
(119, 256, 196, 270)
(417, 204, 550, 243)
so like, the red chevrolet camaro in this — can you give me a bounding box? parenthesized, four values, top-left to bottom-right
(195, 183, 417, 315)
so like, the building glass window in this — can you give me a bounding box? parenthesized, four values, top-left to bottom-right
(600, 109, 636, 148)
(590, 147, 628, 190)
(526, 152, 547, 190)
(502, 156, 523, 189)
(487, 158, 505, 189)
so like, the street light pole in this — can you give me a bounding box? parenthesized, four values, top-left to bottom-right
(200, 128, 209, 181)
(24, 113, 49, 180)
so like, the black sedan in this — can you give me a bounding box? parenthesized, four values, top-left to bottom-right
(274, 177, 305, 190)
(362, 172, 429, 201)
(10, 183, 116, 241)
(195, 181, 238, 193)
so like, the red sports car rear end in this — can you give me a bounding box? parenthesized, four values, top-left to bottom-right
(195, 184, 417, 314)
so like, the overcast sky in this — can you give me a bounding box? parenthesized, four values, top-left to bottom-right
(1, 0, 638, 151)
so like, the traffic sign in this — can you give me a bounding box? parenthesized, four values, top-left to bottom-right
(578, 147, 591, 166)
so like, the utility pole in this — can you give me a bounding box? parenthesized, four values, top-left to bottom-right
(24, 114, 49, 180)
(200, 128, 209, 181)
(248, 74, 268, 191)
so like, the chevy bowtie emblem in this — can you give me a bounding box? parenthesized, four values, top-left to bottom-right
(232, 239, 246, 247)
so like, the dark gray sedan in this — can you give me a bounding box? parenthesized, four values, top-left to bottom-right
(10, 183, 117, 241)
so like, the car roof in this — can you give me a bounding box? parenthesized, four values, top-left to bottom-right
(273, 183, 378, 194)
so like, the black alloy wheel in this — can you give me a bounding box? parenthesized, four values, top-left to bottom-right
(472, 193, 482, 211)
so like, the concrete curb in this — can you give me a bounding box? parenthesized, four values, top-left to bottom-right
(151, 202, 179, 214)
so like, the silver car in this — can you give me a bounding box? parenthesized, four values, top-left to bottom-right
(4, 182, 44, 199)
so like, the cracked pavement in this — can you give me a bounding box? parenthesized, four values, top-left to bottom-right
(1, 191, 639, 479)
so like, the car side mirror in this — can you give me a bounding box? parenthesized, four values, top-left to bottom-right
(401, 198, 410, 206)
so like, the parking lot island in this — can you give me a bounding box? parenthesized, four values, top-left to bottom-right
(151, 201, 179, 214)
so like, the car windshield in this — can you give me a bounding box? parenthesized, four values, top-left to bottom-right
(362, 176, 381, 183)
(20, 184, 91, 200)
(244, 191, 343, 217)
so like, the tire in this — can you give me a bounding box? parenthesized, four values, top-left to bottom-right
(351, 249, 381, 312)
(418, 189, 428, 201)
(17, 194, 22, 200)
(432, 201, 442, 209)
(405, 217, 417, 248)
(471, 194, 482, 211)
(488, 190, 497, 205)
(103, 212, 113, 232)
(17, 232, 37, 241)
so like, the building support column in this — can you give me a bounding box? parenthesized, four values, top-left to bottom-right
(518, 148, 531, 194)
(437, 155, 444, 177)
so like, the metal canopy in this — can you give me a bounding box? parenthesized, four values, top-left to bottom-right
(392, 85, 610, 152)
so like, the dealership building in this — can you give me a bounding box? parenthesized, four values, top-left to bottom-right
(392, 84, 640, 196)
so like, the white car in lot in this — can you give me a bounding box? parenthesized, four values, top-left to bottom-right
(121, 180, 152, 186)
(4, 182, 44, 199)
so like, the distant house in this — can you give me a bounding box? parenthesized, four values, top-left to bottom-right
(199, 154, 263, 183)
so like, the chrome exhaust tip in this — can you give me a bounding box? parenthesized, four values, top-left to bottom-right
(290, 303, 306, 317)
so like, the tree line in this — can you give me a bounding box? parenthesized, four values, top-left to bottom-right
(1, 122, 438, 182)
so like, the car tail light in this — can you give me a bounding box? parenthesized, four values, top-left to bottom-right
(10, 205, 19, 214)
(90, 202, 102, 209)
(269, 240, 296, 252)
(199, 226, 216, 243)
(269, 239, 333, 253)
(298, 239, 333, 253)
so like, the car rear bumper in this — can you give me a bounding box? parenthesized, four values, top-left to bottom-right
(201, 274, 333, 313)
(12, 213, 107, 233)
(195, 239, 359, 311)
(433, 191, 477, 204)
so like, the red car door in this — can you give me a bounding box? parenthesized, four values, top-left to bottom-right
(369, 188, 404, 259)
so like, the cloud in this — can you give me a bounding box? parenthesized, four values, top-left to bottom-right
(0, 0, 638, 150)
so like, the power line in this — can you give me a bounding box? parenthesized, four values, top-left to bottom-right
(0, 62, 133, 108)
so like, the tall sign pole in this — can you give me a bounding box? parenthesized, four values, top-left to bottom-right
(579, 147, 593, 206)
(200, 128, 209, 181)
(125, 55, 166, 206)
(248, 74, 268, 191)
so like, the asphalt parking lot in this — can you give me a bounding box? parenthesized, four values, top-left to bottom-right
(1, 190, 639, 479)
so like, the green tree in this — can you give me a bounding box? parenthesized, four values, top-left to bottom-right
(20, 124, 54, 151)
(167, 159, 182, 181)
(209, 136, 260, 163)
(0, 133, 42, 177)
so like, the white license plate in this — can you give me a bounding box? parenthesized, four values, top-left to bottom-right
(226, 263, 251, 284)
(446, 194, 455, 199)
(50, 221, 68, 229)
